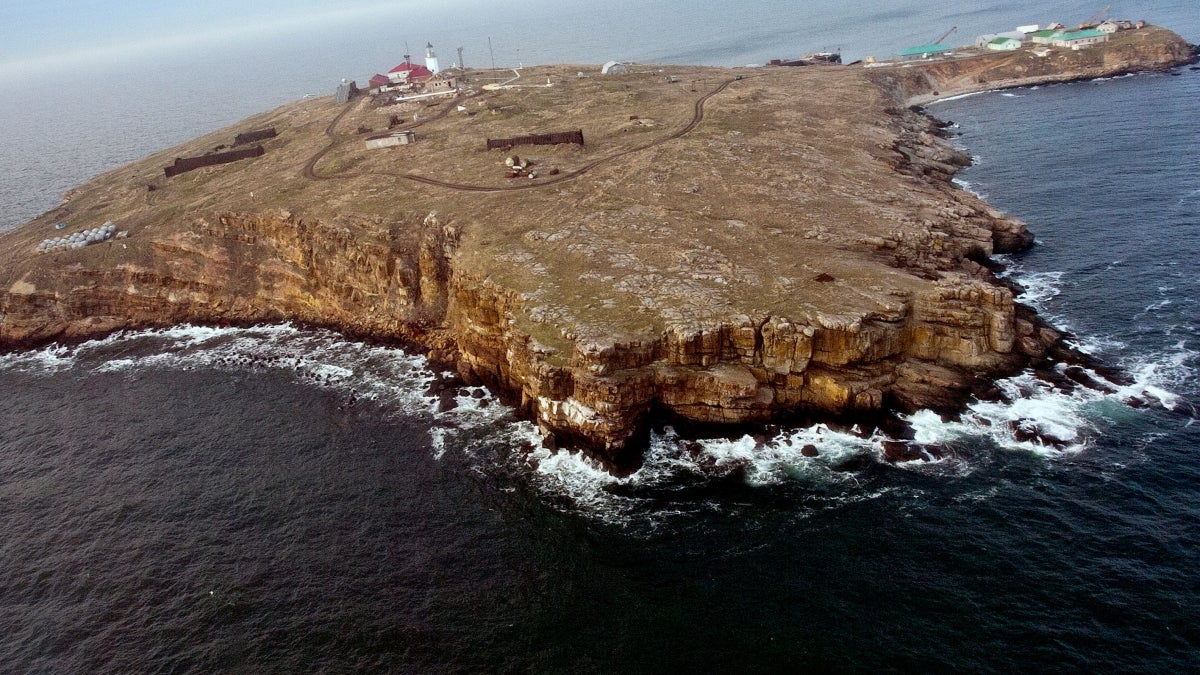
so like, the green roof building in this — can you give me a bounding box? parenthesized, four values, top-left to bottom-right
(1030, 29, 1062, 44)
(987, 37, 1022, 50)
(896, 44, 954, 60)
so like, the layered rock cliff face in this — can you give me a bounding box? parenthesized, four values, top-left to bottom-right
(1, 29, 1194, 463)
(1, 211, 459, 347)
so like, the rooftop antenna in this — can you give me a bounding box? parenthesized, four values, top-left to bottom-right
(404, 41, 412, 66)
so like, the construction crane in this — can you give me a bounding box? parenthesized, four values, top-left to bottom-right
(1081, 5, 1110, 29)
(932, 26, 957, 45)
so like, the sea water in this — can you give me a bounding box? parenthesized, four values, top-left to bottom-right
(1, 2, 1198, 670)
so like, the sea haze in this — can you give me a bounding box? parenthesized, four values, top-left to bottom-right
(1, 1, 1199, 670)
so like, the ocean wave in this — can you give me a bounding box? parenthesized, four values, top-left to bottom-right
(0, 323, 440, 418)
(1, 321, 1191, 526)
(996, 261, 1064, 314)
(951, 177, 987, 199)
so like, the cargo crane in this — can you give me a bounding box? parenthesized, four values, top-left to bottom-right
(1080, 5, 1110, 29)
(932, 26, 957, 45)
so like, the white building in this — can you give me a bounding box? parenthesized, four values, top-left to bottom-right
(425, 43, 440, 74)
(987, 37, 1022, 51)
(1051, 29, 1109, 49)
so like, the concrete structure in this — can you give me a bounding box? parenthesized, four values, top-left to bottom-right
(425, 43, 440, 74)
(365, 130, 416, 150)
(1017, 24, 1040, 34)
(601, 61, 629, 75)
(234, 128, 277, 146)
(1052, 29, 1109, 49)
(896, 44, 953, 61)
(987, 37, 1022, 51)
(334, 79, 357, 104)
(425, 75, 458, 93)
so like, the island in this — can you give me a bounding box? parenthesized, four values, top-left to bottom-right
(1, 25, 1194, 466)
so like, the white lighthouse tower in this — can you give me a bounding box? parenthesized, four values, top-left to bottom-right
(425, 43, 440, 74)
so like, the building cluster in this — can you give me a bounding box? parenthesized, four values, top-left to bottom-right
(365, 43, 460, 104)
(897, 18, 1143, 61)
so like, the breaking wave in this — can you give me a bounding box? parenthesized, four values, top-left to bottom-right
(0, 324, 440, 420)
(0, 319, 1192, 526)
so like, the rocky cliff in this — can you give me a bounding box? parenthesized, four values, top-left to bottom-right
(1, 27, 1194, 464)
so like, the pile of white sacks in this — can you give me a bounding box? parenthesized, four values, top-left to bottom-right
(37, 222, 118, 253)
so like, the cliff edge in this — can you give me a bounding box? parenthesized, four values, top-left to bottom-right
(1, 26, 1193, 464)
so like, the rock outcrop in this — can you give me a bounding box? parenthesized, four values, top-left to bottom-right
(1, 26, 1194, 464)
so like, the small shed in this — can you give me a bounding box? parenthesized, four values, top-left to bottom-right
(365, 130, 416, 150)
(987, 37, 1022, 51)
(601, 61, 629, 75)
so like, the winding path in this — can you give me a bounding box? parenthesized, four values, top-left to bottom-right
(302, 76, 742, 193)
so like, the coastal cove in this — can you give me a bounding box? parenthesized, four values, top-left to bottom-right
(2, 4, 1199, 671)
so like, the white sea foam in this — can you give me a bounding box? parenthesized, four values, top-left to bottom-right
(2, 320, 1192, 524)
(0, 323, 440, 418)
(994, 257, 1064, 314)
(1065, 333, 1125, 356)
(900, 338, 1195, 462)
(0, 343, 74, 373)
(951, 178, 987, 199)
(518, 422, 894, 526)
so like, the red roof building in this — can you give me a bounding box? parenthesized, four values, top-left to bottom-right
(369, 73, 390, 88)
(387, 62, 433, 81)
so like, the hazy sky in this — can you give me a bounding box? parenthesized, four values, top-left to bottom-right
(1, 1, 462, 70)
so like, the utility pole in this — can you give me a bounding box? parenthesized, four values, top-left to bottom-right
(488, 36, 496, 71)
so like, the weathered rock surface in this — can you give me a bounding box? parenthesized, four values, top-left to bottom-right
(1, 26, 1194, 463)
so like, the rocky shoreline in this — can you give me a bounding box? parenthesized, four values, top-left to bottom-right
(1, 26, 1194, 466)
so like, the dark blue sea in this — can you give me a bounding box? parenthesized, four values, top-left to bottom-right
(2, 2, 1198, 672)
